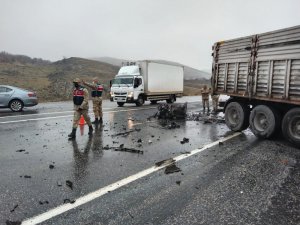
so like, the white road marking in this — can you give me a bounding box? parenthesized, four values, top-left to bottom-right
(21, 132, 241, 225)
(0, 107, 157, 124)
(0, 108, 114, 119)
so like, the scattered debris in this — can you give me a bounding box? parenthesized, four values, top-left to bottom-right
(57, 181, 62, 187)
(16, 149, 25, 152)
(6, 220, 21, 225)
(176, 181, 181, 185)
(112, 128, 140, 137)
(39, 200, 49, 205)
(24, 175, 31, 179)
(157, 103, 187, 119)
(66, 180, 73, 190)
(137, 139, 142, 143)
(186, 112, 225, 123)
(128, 212, 134, 218)
(63, 199, 76, 204)
(148, 140, 152, 144)
(155, 158, 175, 167)
(49, 164, 55, 169)
(114, 147, 143, 154)
(180, 138, 189, 144)
(103, 145, 110, 150)
(10, 204, 18, 213)
(167, 122, 180, 129)
(165, 163, 181, 174)
(219, 142, 224, 146)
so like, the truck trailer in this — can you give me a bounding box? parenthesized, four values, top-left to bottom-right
(212, 25, 300, 146)
(110, 61, 184, 107)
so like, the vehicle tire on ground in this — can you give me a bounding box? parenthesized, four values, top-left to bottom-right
(150, 100, 158, 104)
(249, 105, 281, 139)
(225, 101, 250, 131)
(135, 95, 144, 107)
(166, 95, 175, 104)
(9, 99, 24, 112)
(117, 102, 125, 107)
(282, 108, 300, 146)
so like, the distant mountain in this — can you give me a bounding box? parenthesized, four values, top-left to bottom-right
(92, 57, 211, 80)
(91, 57, 125, 67)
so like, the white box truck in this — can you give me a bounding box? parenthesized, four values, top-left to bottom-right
(110, 61, 184, 107)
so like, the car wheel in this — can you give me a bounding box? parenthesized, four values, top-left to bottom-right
(249, 105, 281, 139)
(117, 102, 125, 107)
(282, 108, 300, 146)
(225, 101, 250, 131)
(9, 99, 24, 112)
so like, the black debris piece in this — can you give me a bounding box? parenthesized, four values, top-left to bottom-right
(6, 220, 21, 225)
(176, 181, 181, 185)
(24, 175, 31, 178)
(137, 139, 142, 143)
(66, 180, 73, 190)
(10, 204, 18, 213)
(128, 212, 134, 219)
(103, 145, 110, 150)
(164, 163, 181, 174)
(49, 164, 55, 169)
(39, 200, 49, 205)
(167, 122, 180, 129)
(180, 138, 189, 144)
(115, 147, 143, 154)
(63, 199, 76, 204)
(155, 158, 175, 167)
(219, 142, 224, 146)
(16, 149, 25, 152)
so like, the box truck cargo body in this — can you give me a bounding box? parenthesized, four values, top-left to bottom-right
(110, 61, 184, 107)
(212, 25, 300, 146)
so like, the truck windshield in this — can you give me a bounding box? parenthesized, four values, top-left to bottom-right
(112, 78, 133, 86)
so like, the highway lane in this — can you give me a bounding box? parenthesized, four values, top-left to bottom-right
(0, 97, 299, 225)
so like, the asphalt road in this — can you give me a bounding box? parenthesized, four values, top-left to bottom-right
(0, 97, 299, 225)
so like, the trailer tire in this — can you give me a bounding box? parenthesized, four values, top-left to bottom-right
(166, 95, 175, 104)
(135, 95, 144, 107)
(117, 102, 124, 107)
(249, 105, 281, 139)
(225, 102, 249, 131)
(282, 108, 300, 146)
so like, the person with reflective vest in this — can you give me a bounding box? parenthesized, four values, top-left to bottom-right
(83, 77, 104, 124)
(68, 78, 93, 139)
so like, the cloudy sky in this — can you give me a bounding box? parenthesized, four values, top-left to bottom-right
(1, 0, 299, 70)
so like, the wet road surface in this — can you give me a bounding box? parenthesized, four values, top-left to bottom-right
(0, 97, 299, 225)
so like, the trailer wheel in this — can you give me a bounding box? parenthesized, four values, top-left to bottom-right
(249, 105, 281, 139)
(282, 108, 300, 146)
(225, 102, 249, 131)
(117, 102, 124, 107)
(135, 95, 144, 107)
(166, 95, 175, 104)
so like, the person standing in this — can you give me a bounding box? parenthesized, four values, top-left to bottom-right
(83, 77, 104, 124)
(200, 85, 211, 113)
(68, 78, 93, 139)
(211, 93, 220, 113)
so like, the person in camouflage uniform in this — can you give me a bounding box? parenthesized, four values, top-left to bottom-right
(68, 78, 93, 139)
(211, 93, 220, 113)
(83, 77, 104, 124)
(200, 85, 211, 113)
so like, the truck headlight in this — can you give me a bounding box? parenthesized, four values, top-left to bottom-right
(128, 91, 133, 98)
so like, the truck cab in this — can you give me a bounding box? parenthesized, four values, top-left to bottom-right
(110, 65, 144, 107)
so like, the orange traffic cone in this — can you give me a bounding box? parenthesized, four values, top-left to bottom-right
(79, 115, 86, 125)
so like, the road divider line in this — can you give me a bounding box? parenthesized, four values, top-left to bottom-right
(0, 107, 117, 120)
(0, 107, 157, 124)
(21, 132, 241, 225)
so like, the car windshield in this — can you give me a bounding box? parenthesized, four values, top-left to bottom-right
(112, 78, 133, 86)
